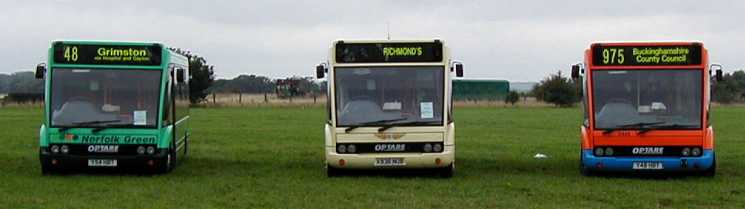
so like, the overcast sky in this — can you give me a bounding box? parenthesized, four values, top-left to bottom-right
(1, 0, 743, 81)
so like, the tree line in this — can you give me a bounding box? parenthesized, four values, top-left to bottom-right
(529, 69, 745, 107)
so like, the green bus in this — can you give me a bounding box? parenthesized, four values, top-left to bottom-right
(35, 40, 190, 174)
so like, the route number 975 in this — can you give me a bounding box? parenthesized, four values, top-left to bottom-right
(602, 48, 624, 64)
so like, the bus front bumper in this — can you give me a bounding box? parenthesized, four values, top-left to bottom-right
(39, 149, 170, 170)
(326, 146, 454, 169)
(581, 149, 714, 172)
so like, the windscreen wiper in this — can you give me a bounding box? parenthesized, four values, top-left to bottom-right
(638, 124, 699, 134)
(344, 118, 407, 133)
(378, 121, 438, 133)
(58, 120, 122, 132)
(602, 121, 665, 135)
(91, 123, 138, 133)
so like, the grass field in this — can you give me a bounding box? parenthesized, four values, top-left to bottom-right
(1, 106, 745, 209)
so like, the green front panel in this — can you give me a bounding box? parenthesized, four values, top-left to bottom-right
(452, 80, 510, 101)
(46, 129, 160, 145)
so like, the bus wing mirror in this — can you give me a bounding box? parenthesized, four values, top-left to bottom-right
(455, 63, 464, 77)
(711, 64, 723, 82)
(35, 63, 46, 80)
(571, 64, 580, 79)
(316, 64, 325, 79)
(176, 68, 186, 83)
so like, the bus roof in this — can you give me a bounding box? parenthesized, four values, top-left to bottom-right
(590, 41, 704, 47)
(53, 40, 164, 46)
(333, 39, 444, 45)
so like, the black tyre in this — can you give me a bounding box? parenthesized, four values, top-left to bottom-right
(702, 156, 716, 177)
(326, 165, 341, 177)
(439, 163, 454, 178)
(157, 143, 177, 174)
(41, 162, 54, 175)
(182, 135, 189, 158)
(579, 151, 593, 176)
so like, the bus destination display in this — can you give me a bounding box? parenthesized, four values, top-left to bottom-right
(592, 44, 702, 66)
(335, 42, 443, 63)
(53, 43, 162, 66)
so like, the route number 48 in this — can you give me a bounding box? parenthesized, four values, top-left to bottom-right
(602, 48, 624, 64)
(63, 46, 79, 62)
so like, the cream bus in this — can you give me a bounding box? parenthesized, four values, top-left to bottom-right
(315, 39, 463, 177)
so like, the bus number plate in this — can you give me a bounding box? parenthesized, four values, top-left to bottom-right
(88, 159, 118, 167)
(632, 162, 663, 170)
(374, 158, 405, 167)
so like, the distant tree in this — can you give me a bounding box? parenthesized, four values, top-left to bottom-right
(275, 77, 320, 98)
(169, 48, 216, 104)
(532, 71, 580, 107)
(0, 73, 10, 93)
(713, 70, 745, 103)
(504, 90, 519, 105)
(188, 56, 215, 104)
(6, 72, 43, 93)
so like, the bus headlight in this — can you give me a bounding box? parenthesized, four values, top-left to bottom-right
(691, 148, 701, 156)
(347, 144, 356, 153)
(337, 145, 347, 153)
(604, 147, 613, 156)
(594, 147, 604, 156)
(423, 143, 433, 152)
(146, 146, 156, 155)
(433, 144, 443, 152)
(51, 145, 60, 154)
(60, 145, 69, 154)
(137, 146, 146, 155)
(681, 148, 691, 156)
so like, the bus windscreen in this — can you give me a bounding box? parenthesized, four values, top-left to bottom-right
(50, 68, 161, 127)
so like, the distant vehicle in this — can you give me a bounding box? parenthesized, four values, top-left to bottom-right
(316, 39, 463, 177)
(36, 40, 191, 174)
(572, 41, 722, 176)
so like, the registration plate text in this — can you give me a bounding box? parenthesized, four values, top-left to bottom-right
(88, 159, 118, 167)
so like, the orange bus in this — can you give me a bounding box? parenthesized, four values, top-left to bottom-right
(572, 41, 722, 175)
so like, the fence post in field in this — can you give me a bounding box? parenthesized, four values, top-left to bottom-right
(212, 93, 216, 105)
(313, 93, 317, 104)
(264, 93, 268, 103)
(238, 92, 242, 104)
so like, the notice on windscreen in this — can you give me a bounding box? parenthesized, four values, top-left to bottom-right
(420, 102, 434, 119)
(134, 110, 147, 125)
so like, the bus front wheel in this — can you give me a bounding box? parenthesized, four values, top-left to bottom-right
(579, 151, 593, 176)
(41, 162, 56, 175)
(326, 164, 341, 177)
(157, 145, 177, 174)
(439, 163, 454, 178)
(702, 156, 716, 177)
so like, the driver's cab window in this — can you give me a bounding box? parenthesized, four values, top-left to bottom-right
(51, 69, 161, 127)
(335, 67, 444, 126)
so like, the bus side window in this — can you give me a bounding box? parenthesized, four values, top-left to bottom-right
(175, 66, 189, 121)
(163, 68, 174, 126)
(582, 75, 589, 127)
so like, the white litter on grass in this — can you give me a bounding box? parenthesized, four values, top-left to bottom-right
(534, 153, 548, 159)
